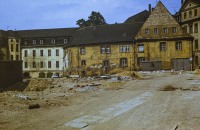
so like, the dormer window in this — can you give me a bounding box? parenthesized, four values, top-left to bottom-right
(51, 39, 55, 44)
(64, 38, 68, 44)
(33, 40, 36, 44)
(40, 40, 43, 44)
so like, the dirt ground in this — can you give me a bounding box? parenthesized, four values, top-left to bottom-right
(1, 71, 200, 130)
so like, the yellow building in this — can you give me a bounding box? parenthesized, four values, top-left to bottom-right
(176, 0, 200, 68)
(64, 23, 143, 76)
(7, 31, 21, 61)
(135, 1, 193, 70)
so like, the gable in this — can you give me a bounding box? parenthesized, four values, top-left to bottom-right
(183, 1, 198, 10)
(136, 1, 190, 40)
(180, 0, 200, 11)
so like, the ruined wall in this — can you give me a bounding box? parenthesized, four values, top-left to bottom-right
(8, 38, 21, 60)
(0, 61, 22, 89)
(65, 43, 134, 76)
(136, 40, 192, 69)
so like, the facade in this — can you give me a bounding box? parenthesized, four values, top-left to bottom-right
(18, 28, 77, 78)
(0, 30, 21, 61)
(135, 1, 193, 70)
(176, 0, 200, 68)
(64, 23, 144, 76)
(0, 30, 8, 60)
(7, 31, 21, 61)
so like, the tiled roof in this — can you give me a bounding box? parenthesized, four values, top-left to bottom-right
(17, 28, 78, 38)
(71, 23, 144, 45)
(124, 10, 150, 24)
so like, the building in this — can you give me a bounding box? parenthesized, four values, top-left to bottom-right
(0, 30, 21, 61)
(135, 1, 193, 70)
(176, 0, 200, 68)
(0, 30, 8, 60)
(64, 23, 144, 76)
(18, 28, 77, 78)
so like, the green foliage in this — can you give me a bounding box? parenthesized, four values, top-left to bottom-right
(76, 11, 107, 27)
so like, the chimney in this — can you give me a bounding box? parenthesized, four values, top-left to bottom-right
(149, 4, 152, 13)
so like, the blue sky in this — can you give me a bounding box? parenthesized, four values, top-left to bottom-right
(0, 0, 181, 30)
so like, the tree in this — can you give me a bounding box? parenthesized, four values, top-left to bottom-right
(76, 11, 107, 27)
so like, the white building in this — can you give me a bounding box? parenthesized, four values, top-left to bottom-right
(18, 28, 77, 78)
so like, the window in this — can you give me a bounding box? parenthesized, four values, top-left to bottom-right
(160, 42, 166, 51)
(10, 55, 13, 60)
(172, 27, 177, 33)
(24, 50, 28, 57)
(145, 28, 149, 34)
(40, 40, 43, 44)
(195, 40, 198, 50)
(16, 55, 19, 61)
(194, 9, 197, 16)
(120, 58, 128, 67)
(120, 45, 130, 52)
(138, 44, 144, 52)
(195, 56, 198, 65)
(56, 61, 59, 68)
(80, 47, 85, 55)
(64, 38, 68, 44)
(175, 41, 182, 50)
(194, 23, 198, 33)
(33, 50, 36, 57)
(11, 44, 13, 52)
(48, 50, 51, 56)
(81, 60, 86, 66)
(25, 62, 28, 68)
(52, 39, 55, 44)
(103, 60, 109, 67)
(33, 62, 36, 68)
(189, 24, 193, 33)
(16, 44, 19, 52)
(16, 39, 19, 43)
(101, 45, 111, 54)
(48, 61, 51, 68)
(40, 50, 43, 56)
(183, 26, 187, 32)
(40, 61, 43, 68)
(184, 12, 187, 19)
(24, 40, 28, 45)
(33, 40, 36, 44)
(56, 49, 59, 56)
(163, 28, 168, 34)
(11, 39, 13, 42)
(189, 11, 192, 18)
(154, 28, 158, 34)
(137, 57, 145, 65)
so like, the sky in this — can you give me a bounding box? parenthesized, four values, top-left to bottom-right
(0, 0, 181, 30)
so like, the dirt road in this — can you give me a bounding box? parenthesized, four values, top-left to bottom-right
(1, 71, 200, 130)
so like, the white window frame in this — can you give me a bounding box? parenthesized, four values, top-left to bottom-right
(33, 40, 36, 44)
(64, 38, 68, 44)
(40, 40, 43, 44)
